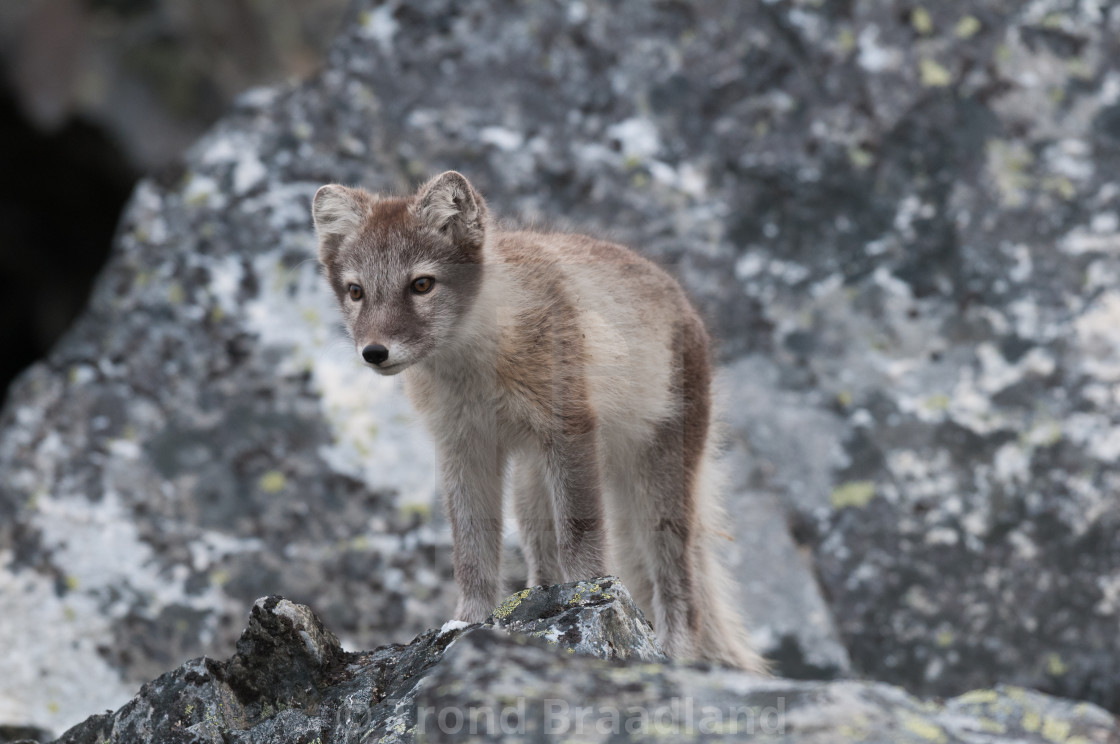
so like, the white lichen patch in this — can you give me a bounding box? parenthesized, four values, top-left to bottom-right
(181, 173, 225, 210)
(1060, 226, 1120, 255)
(478, 126, 524, 152)
(887, 450, 958, 503)
(1095, 573, 1120, 615)
(857, 25, 902, 73)
(605, 117, 661, 160)
(233, 154, 268, 195)
(359, 2, 400, 51)
(1064, 413, 1120, 463)
(896, 341, 1057, 435)
(975, 344, 1055, 395)
(1074, 291, 1120, 382)
(0, 556, 136, 732)
(993, 442, 1031, 486)
(2, 489, 248, 732)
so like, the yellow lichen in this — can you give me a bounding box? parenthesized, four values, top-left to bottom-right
(830, 481, 876, 509)
(400, 503, 432, 522)
(987, 140, 1034, 208)
(848, 147, 874, 170)
(1041, 715, 1071, 742)
(901, 712, 947, 743)
(955, 689, 998, 705)
(167, 282, 185, 305)
(925, 394, 951, 412)
(1047, 653, 1068, 677)
(1022, 709, 1042, 732)
(1041, 13, 1065, 29)
(911, 8, 934, 35)
(979, 717, 1007, 734)
(1066, 57, 1093, 81)
(837, 722, 871, 739)
(259, 471, 287, 494)
(955, 16, 981, 38)
(1042, 176, 1076, 201)
(919, 59, 953, 87)
(492, 589, 532, 619)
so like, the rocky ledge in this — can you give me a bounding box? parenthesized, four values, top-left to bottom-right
(28, 579, 1119, 744)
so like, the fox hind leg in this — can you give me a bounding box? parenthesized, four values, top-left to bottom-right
(512, 452, 561, 587)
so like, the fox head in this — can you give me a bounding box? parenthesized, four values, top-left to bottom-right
(312, 171, 488, 375)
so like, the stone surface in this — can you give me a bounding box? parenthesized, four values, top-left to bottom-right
(0, 726, 53, 744)
(421, 630, 1120, 744)
(40, 584, 1120, 744)
(46, 580, 662, 744)
(3, 0, 1120, 735)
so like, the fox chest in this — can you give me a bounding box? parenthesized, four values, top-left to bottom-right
(404, 364, 548, 450)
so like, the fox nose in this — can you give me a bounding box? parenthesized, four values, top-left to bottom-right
(362, 344, 389, 365)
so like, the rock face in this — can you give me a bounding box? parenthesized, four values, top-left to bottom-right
(44, 581, 1120, 744)
(2, 0, 1120, 735)
(47, 579, 662, 744)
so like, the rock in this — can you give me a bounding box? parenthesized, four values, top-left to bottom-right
(421, 630, 1119, 744)
(43, 582, 1120, 744)
(3, 0, 1120, 733)
(487, 579, 666, 663)
(0, 726, 53, 744)
(47, 579, 661, 744)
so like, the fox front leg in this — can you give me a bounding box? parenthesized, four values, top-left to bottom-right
(441, 436, 505, 623)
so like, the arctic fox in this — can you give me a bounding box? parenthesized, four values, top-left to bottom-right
(312, 171, 765, 672)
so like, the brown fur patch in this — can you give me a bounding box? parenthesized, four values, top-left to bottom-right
(676, 315, 713, 500)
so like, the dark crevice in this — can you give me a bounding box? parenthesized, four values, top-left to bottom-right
(0, 79, 138, 405)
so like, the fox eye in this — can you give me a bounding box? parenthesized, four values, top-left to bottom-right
(348, 284, 363, 301)
(411, 277, 435, 294)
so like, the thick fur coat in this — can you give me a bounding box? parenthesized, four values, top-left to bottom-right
(312, 171, 765, 672)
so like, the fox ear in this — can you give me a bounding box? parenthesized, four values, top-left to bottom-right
(312, 185, 368, 261)
(414, 171, 487, 246)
